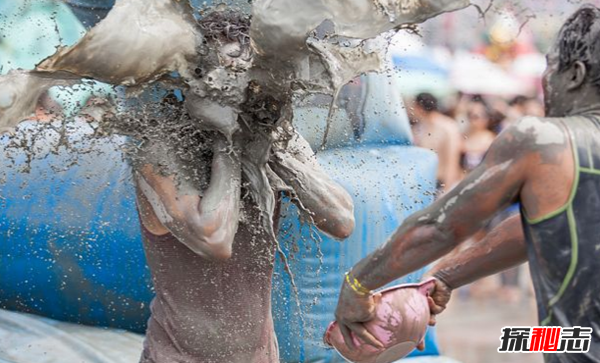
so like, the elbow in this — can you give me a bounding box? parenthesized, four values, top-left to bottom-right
(429, 221, 456, 248)
(200, 238, 233, 261)
(333, 191, 356, 239)
(190, 235, 234, 261)
(187, 223, 235, 261)
(204, 246, 233, 262)
(335, 212, 356, 240)
(324, 208, 356, 240)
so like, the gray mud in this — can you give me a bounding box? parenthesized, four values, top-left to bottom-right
(0, 0, 470, 345)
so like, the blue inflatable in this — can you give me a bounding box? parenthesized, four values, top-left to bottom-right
(0, 121, 151, 333)
(273, 72, 439, 362)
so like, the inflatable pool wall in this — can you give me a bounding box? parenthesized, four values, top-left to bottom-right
(0, 122, 152, 332)
(273, 72, 440, 362)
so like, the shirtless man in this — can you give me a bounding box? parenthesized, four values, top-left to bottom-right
(133, 12, 355, 363)
(335, 6, 600, 362)
(410, 93, 462, 193)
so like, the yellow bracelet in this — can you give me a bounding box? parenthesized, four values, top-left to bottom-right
(345, 272, 372, 296)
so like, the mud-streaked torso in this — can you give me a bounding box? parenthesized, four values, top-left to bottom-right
(139, 201, 278, 363)
(522, 115, 600, 363)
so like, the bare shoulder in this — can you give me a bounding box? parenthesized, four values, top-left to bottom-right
(512, 116, 568, 145)
(132, 136, 211, 197)
(498, 117, 567, 148)
(488, 116, 570, 166)
(433, 114, 461, 142)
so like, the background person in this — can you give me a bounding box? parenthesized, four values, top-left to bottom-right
(410, 92, 462, 194)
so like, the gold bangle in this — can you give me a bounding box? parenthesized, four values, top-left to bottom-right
(345, 272, 372, 296)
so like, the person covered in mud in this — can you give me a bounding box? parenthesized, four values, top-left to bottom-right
(133, 12, 355, 363)
(334, 5, 600, 362)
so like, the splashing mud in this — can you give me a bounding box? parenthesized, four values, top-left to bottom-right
(0, 0, 470, 347)
(0, 70, 75, 134)
(37, 0, 200, 86)
(251, 0, 470, 62)
(0, 0, 469, 225)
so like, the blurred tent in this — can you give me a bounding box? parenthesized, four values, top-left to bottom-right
(389, 31, 452, 98)
(391, 54, 452, 98)
(511, 53, 546, 79)
(510, 52, 546, 96)
(450, 51, 529, 97)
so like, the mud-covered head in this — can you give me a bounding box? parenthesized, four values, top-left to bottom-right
(544, 4, 600, 117)
(198, 10, 252, 69)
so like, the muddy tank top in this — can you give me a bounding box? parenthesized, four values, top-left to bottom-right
(521, 115, 600, 363)
(138, 203, 278, 363)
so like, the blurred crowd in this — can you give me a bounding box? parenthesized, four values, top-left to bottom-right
(409, 92, 544, 193)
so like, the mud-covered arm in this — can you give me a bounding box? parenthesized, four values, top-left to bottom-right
(427, 213, 527, 290)
(135, 136, 241, 261)
(333, 122, 541, 349)
(269, 132, 355, 240)
(350, 124, 535, 290)
(419, 214, 527, 327)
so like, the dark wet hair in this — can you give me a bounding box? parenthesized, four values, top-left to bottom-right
(557, 4, 600, 91)
(198, 10, 251, 48)
(415, 93, 438, 113)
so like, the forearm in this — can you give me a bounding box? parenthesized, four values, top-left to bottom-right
(198, 138, 241, 215)
(136, 136, 242, 260)
(177, 138, 241, 257)
(351, 213, 456, 290)
(350, 141, 527, 290)
(427, 214, 527, 289)
(270, 151, 354, 239)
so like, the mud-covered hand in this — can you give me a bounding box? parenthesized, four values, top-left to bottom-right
(334, 280, 384, 350)
(426, 278, 452, 326)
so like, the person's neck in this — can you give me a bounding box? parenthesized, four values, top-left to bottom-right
(568, 104, 600, 117)
(564, 90, 600, 117)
